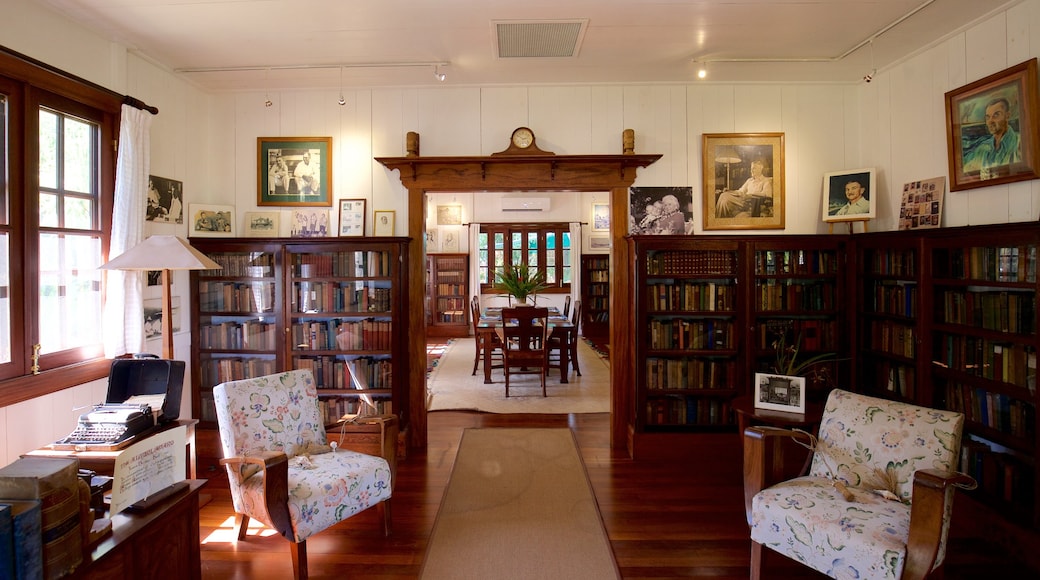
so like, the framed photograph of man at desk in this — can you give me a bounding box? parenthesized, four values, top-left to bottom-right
(702, 132, 785, 231)
(257, 136, 332, 206)
(945, 59, 1040, 192)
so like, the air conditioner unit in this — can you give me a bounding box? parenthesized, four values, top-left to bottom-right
(501, 197, 550, 212)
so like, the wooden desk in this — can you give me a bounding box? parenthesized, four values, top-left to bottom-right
(74, 479, 205, 579)
(26, 419, 199, 479)
(476, 314, 574, 384)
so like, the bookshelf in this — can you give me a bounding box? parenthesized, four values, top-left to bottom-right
(426, 253, 469, 338)
(629, 236, 742, 441)
(924, 226, 1038, 529)
(580, 254, 610, 344)
(190, 237, 410, 474)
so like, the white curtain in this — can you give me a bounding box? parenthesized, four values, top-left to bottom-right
(569, 222, 583, 314)
(469, 223, 482, 312)
(102, 105, 152, 358)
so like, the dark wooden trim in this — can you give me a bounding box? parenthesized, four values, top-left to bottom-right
(0, 358, 111, 407)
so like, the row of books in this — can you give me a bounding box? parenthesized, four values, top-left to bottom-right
(870, 280, 918, 317)
(586, 270, 609, 282)
(433, 283, 466, 295)
(755, 280, 834, 311)
(435, 311, 466, 323)
(585, 257, 609, 270)
(644, 357, 734, 390)
(431, 256, 467, 271)
(933, 245, 1037, 283)
(646, 250, 736, 276)
(754, 249, 837, 276)
(198, 319, 278, 350)
(199, 280, 276, 313)
(869, 359, 916, 399)
(757, 319, 837, 351)
(868, 319, 916, 358)
(199, 356, 279, 401)
(586, 297, 608, 311)
(645, 396, 733, 426)
(293, 250, 394, 278)
(199, 252, 275, 277)
(932, 333, 1037, 389)
(292, 355, 393, 390)
(938, 289, 1035, 334)
(959, 438, 1035, 509)
(941, 383, 1035, 440)
(646, 281, 736, 312)
(318, 397, 393, 426)
(436, 297, 466, 310)
(292, 283, 392, 314)
(647, 319, 733, 351)
(865, 248, 916, 277)
(291, 319, 393, 351)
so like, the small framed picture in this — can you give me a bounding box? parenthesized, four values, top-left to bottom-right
(374, 210, 396, 236)
(436, 204, 462, 225)
(146, 175, 184, 224)
(426, 228, 440, 252)
(753, 373, 806, 414)
(290, 209, 331, 237)
(188, 204, 235, 237)
(589, 236, 610, 250)
(898, 176, 946, 231)
(592, 202, 610, 231)
(442, 229, 460, 252)
(822, 168, 876, 222)
(244, 211, 280, 237)
(339, 199, 367, 236)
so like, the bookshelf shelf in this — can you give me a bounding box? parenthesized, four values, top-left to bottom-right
(580, 255, 610, 344)
(426, 253, 469, 338)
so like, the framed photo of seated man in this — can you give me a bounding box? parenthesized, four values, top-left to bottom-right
(703, 132, 785, 231)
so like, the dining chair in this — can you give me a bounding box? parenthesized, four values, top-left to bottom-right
(549, 299, 582, 377)
(470, 296, 504, 376)
(496, 306, 550, 397)
(562, 294, 572, 317)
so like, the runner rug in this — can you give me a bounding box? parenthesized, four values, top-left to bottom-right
(426, 338, 610, 413)
(420, 428, 620, 580)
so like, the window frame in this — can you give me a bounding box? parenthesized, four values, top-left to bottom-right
(0, 49, 120, 407)
(478, 222, 572, 294)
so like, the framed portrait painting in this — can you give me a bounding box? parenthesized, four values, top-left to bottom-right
(257, 136, 333, 206)
(753, 372, 806, 414)
(188, 204, 235, 237)
(945, 59, 1040, 191)
(702, 132, 785, 231)
(822, 168, 876, 222)
(339, 199, 366, 236)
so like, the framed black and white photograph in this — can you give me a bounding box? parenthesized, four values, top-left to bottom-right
(374, 210, 395, 236)
(753, 372, 806, 414)
(143, 296, 181, 339)
(290, 209, 331, 237)
(189, 204, 235, 237)
(703, 132, 785, 231)
(628, 186, 693, 235)
(426, 228, 440, 252)
(339, 199, 366, 236)
(822, 168, 876, 222)
(257, 136, 333, 206)
(244, 211, 281, 237)
(146, 175, 184, 223)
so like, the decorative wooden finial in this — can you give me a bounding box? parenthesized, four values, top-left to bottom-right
(623, 129, 635, 154)
(406, 131, 420, 157)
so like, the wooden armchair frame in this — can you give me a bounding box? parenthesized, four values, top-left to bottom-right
(743, 425, 976, 580)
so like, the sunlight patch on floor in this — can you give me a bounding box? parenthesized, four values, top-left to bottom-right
(203, 515, 277, 543)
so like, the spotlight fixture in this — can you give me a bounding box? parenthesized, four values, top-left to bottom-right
(863, 40, 876, 83)
(434, 65, 446, 82)
(337, 67, 347, 106)
(265, 97, 273, 107)
(694, 60, 707, 79)
(264, 68, 273, 107)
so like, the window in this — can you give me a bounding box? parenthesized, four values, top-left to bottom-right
(477, 223, 571, 293)
(0, 51, 119, 405)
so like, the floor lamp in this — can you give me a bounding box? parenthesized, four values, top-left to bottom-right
(715, 146, 742, 190)
(100, 235, 221, 359)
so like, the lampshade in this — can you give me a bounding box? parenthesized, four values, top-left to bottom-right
(715, 146, 741, 165)
(100, 235, 221, 271)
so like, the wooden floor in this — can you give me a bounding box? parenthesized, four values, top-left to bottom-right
(198, 410, 1037, 579)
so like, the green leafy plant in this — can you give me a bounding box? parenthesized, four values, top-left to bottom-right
(495, 263, 547, 304)
(772, 330, 839, 378)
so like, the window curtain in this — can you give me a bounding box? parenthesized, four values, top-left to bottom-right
(469, 223, 482, 310)
(569, 222, 583, 313)
(102, 104, 151, 358)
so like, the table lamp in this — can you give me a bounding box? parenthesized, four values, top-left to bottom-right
(100, 235, 221, 359)
(715, 146, 742, 190)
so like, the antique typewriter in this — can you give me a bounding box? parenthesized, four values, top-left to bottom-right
(54, 403, 155, 449)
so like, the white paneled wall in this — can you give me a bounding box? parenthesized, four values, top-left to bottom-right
(5, 0, 1040, 462)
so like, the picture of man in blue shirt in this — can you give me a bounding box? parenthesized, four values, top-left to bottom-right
(963, 97, 1021, 177)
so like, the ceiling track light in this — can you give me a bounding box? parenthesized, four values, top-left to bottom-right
(696, 61, 707, 79)
(863, 40, 877, 83)
(338, 67, 347, 105)
(434, 65, 446, 82)
(264, 68, 273, 107)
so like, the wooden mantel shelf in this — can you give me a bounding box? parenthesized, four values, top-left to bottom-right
(375, 153, 662, 190)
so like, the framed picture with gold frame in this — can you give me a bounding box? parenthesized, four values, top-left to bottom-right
(374, 210, 395, 236)
(702, 132, 785, 231)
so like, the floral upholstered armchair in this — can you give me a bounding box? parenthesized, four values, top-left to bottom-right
(213, 369, 396, 580)
(743, 389, 976, 580)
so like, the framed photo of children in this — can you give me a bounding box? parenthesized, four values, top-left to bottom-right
(945, 58, 1040, 192)
(702, 132, 785, 231)
(822, 168, 876, 222)
(257, 136, 333, 206)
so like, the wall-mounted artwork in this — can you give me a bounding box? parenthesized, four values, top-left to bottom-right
(146, 175, 184, 224)
(290, 208, 331, 237)
(189, 204, 235, 237)
(822, 168, 876, 222)
(244, 211, 281, 237)
(592, 203, 610, 231)
(898, 177, 946, 230)
(628, 186, 693, 235)
(374, 210, 395, 236)
(257, 136, 333, 206)
(437, 204, 463, 225)
(144, 296, 181, 339)
(702, 132, 785, 231)
(339, 199, 366, 236)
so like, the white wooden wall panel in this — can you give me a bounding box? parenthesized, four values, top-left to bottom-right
(590, 86, 624, 155)
(418, 88, 482, 156)
(530, 86, 593, 155)
(790, 85, 844, 233)
(480, 88, 529, 155)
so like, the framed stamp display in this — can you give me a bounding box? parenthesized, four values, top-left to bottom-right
(339, 198, 366, 236)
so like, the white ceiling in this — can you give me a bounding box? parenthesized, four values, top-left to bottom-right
(34, 0, 1011, 92)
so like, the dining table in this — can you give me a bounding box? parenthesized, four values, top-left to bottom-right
(476, 307, 575, 384)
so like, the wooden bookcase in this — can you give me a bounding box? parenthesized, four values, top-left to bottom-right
(426, 253, 469, 337)
(189, 237, 411, 475)
(580, 254, 610, 344)
(629, 236, 743, 441)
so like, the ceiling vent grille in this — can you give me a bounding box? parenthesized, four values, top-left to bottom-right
(493, 20, 588, 59)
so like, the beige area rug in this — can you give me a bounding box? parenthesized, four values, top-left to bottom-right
(426, 337, 610, 413)
(420, 428, 620, 580)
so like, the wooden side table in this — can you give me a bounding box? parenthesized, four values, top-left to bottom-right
(733, 396, 825, 477)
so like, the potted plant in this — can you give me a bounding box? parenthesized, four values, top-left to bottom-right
(495, 263, 547, 305)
